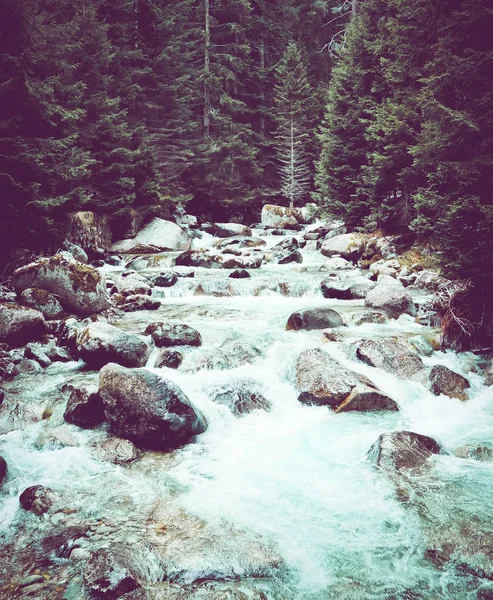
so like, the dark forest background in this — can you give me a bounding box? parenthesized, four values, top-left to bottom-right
(0, 0, 492, 300)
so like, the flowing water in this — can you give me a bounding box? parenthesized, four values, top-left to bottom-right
(1, 229, 492, 599)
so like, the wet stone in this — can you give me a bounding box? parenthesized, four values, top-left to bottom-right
(19, 485, 61, 515)
(428, 364, 470, 401)
(156, 349, 183, 369)
(145, 322, 202, 348)
(83, 548, 140, 599)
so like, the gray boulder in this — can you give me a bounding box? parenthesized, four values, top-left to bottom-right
(64, 386, 105, 428)
(356, 338, 424, 379)
(12, 253, 110, 316)
(99, 363, 207, 450)
(320, 234, 368, 262)
(207, 379, 271, 416)
(20, 288, 64, 319)
(145, 322, 202, 347)
(76, 322, 151, 369)
(261, 205, 301, 229)
(319, 257, 354, 271)
(0, 303, 45, 346)
(429, 365, 470, 401)
(211, 223, 253, 238)
(365, 276, 416, 318)
(113, 273, 152, 297)
(112, 218, 191, 253)
(368, 431, 444, 473)
(286, 307, 344, 331)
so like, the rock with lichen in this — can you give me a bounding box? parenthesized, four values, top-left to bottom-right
(12, 252, 110, 315)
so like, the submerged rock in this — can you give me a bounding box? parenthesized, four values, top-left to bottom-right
(286, 307, 344, 331)
(145, 322, 202, 347)
(155, 349, 184, 369)
(194, 281, 237, 297)
(76, 322, 151, 369)
(207, 379, 271, 416)
(368, 431, 444, 473)
(352, 311, 388, 326)
(20, 288, 64, 319)
(19, 485, 62, 515)
(454, 444, 493, 461)
(0, 303, 45, 347)
(97, 437, 140, 465)
(83, 548, 140, 599)
(99, 363, 207, 450)
(428, 364, 470, 401)
(12, 253, 110, 316)
(356, 338, 424, 380)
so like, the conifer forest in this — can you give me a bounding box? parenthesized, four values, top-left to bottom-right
(1, 1, 493, 599)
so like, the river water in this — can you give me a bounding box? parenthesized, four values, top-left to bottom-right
(1, 228, 492, 599)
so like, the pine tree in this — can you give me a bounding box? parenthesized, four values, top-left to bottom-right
(274, 41, 318, 208)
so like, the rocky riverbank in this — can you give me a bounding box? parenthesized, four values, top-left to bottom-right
(0, 206, 492, 600)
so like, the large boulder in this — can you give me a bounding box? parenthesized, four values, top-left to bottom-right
(428, 365, 470, 401)
(321, 279, 352, 300)
(319, 257, 355, 271)
(20, 288, 64, 319)
(12, 253, 110, 316)
(320, 234, 368, 262)
(365, 276, 416, 318)
(76, 322, 151, 369)
(286, 307, 344, 331)
(113, 218, 191, 253)
(368, 431, 444, 473)
(261, 205, 302, 229)
(145, 322, 202, 347)
(0, 304, 45, 346)
(66, 211, 112, 256)
(98, 363, 207, 450)
(113, 273, 152, 297)
(210, 223, 253, 238)
(356, 338, 424, 379)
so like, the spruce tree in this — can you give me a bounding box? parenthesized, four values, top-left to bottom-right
(274, 41, 318, 208)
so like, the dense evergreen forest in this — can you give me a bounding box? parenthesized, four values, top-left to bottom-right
(1, 0, 492, 339)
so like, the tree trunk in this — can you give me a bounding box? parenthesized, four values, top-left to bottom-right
(204, 0, 211, 140)
(259, 42, 265, 138)
(290, 108, 295, 209)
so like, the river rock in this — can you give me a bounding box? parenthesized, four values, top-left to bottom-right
(229, 269, 251, 279)
(12, 253, 110, 315)
(83, 549, 140, 599)
(319, 257, 355, 271)
(155, 349, 183, 369)
(194, 281, 237, 297)
(97, 438, 140, 465)
(113, 218, 191, 253)
(116, 294, 161, 312)
(261, 205, 302, 229)
(207, 379, 271, 416)
(0, 303, 45, 346)
(365, 276, 416, 318)
(335, 386, 399, 413)
(368, 431, 444, 472)
(145, 322, 202, 347)
(210, 223, 253, 238)
(369, 258, 401, 279)
(320, 233, 368, 262)
(111, 240, 161, 254)
(413, 269, 447, 292)
(64, 386, 105, 428)
(408, 335, 436, 357)
(113, 273, 152, 297)
(352, 311, 388, 326)
(98, 363, 207, 450)
(356, 338, 424, 379)
(286, 307, 344, 331)
(24, 342, 51, 367)
(428, 365, 470, 401)
(348, 279, 377, 299)
(19, 485, 62, 515)
(276, 249, 303, 264)
(0, 286, 17, 303)
(76, 322, 151, 368)
(34, 426, 79, 450)
(321, 279, 352, 300)
(214, 236, 266, 250)
(176, 250, 261, 270)
(454, 444, 493, 461)
(19, 288, 64, 319)
(272, 237, 299, 253)
(296, 348, 374, 408)
(151, 271, 178, 287)
(0, 456, 7, 486)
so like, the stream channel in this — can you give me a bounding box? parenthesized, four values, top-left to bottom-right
(1, 226, 493, 600)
